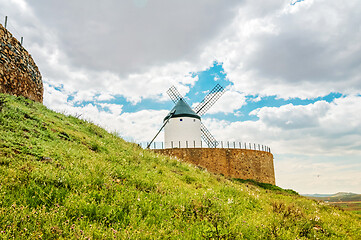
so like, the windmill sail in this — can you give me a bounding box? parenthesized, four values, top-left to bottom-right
(194, 84, 225, 116)
(200, 122, 218, 148)
(147, 110, 176, 148)
(166, 86, 182, 104)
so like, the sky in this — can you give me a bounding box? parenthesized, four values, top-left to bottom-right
(1, 0, 360, 194)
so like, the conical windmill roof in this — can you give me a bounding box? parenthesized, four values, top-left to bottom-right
(164, 98, 201, 122)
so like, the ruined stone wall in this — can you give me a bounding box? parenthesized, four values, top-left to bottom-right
(154, 148, 275, 185)
(0, 24, 43, 103)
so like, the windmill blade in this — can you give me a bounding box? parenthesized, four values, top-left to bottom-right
(200, 122, 218, 148)
(147, 110, 175, 149)
(166, 86, 183, 104)
(194, 84, 225, 116)
(166, 85, 192, 106)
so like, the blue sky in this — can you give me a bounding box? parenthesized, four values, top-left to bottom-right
(1, 0, 360, 194)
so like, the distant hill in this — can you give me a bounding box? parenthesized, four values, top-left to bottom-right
(0, 94, 360, 239)
(303, 192, 361, 202)
(303, 193, 334, 198)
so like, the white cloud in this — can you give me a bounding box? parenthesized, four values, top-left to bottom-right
(43, 84, 166, 142)
(202, 0, 361, 99)
(43, 83, 69, 109)
(9, 0, 28, 13)
(275, 154, 361, 194)
(194, 90, 247, 115)
(4, 0, 241, 104)
(250, 101, 330, 130)
(207, 95, 361, 156)
(99, 103, 123, 116)
(6, 0, 361, 102)
(96, 93, 115, 101)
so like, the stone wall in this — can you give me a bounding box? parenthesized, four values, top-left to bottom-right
(154, 148, 275, 185)
(0, 24, 43, 103)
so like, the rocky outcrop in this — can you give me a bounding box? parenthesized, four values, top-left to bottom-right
(0, 24, 43, 103)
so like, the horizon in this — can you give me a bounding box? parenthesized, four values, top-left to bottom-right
(1, 0, 360, 194)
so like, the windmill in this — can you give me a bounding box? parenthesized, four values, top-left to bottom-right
(147, 84, 225, 149)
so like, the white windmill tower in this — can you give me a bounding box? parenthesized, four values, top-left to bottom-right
(163, 98, 201, 148)
(147, 84, 225, 149)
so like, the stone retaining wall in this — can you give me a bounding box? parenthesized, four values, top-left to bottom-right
(0, 24, 43, 102)
(154, 148, 275, 184)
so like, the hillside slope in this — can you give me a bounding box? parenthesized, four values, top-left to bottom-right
(0, 94, 360, 239)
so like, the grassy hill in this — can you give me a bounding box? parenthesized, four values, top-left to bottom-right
(0, 94, 360, 239)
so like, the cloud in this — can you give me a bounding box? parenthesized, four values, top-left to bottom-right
(203, 0, 361, 99)
(99, 103, 123, 116)
(192, 89, 247, 115)
(207, 95, 361, 156)
(12, 0, 242, 104)
(250, 101, 330, 130)
(96, 93, 115, 102)
(275, 154, 361, 194)
(1, 0, 244, 105)
(5, 0, 361, 102)
(43, 83, 167, 142)
(27, 0, 241, 73)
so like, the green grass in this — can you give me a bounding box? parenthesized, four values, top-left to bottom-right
(0, 94, 360, 239)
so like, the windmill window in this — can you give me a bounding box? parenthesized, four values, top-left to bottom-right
(193, 119, 196, 122)
(180, 119, 183, 121)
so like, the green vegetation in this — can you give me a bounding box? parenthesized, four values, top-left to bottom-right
(0, 94, 360, 239)
(233, 179, 299, 196)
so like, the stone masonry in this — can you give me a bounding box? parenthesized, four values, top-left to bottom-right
(154, 148, 275, 185)
(0, 23, 43, 102)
